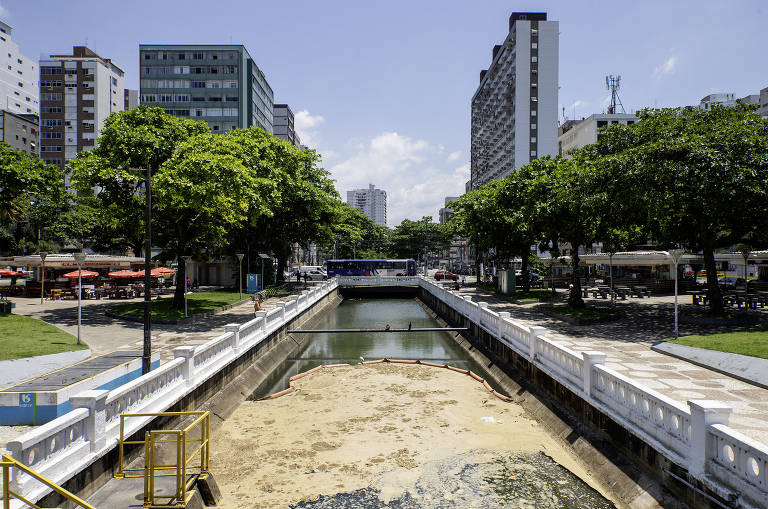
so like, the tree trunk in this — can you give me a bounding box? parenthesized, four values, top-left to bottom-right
(173, 229, 187, 310)
(274, 241, 291, 283)
(567, 245, 584, 308)
(703, 246, 723, 315)
(520, 253, 530, 293)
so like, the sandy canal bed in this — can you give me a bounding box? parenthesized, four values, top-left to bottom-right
(212, 362, 617, 508)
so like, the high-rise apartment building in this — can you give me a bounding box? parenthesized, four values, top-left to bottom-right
(470, 12, 558, 189)
(124, 89, 138, 110)
(346, 184, 387, 226)
(39, 47, 126, 176)
(0, 110, 38, 156)
(273, 104, 301, 146)
(0, 20, 38, 116)
(139, 45, 274, 134)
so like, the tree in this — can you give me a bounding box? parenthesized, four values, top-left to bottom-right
(320, 204, 388, 260)
(0, 143, 65, 254)
(590, 105, 768, 313)
(69, 106, 210, 255)
(390, 217, 449, 267)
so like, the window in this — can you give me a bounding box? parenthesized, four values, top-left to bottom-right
(41, 80, 62, 88)
(41, 145, 63, 152)
(143, 52, 151, 60)
(530, 137, 537, 143)
(191, 80, 206, 88)
(531, 110, 537, 116)
(41, 66, 61, 75)
(596, 120, 607, 128)
(225, 96, 238, 102)
(41, 132, 62, 139)
(112, 77, 118, 86)
(531, 43, 537, 49)
(191, 96, 205, 102)
(177, 53, 186, 60)
(531, 56, 537, 62)
(627, 120, 635, 125)
(531, 123, 537, 130)
(530, 150, 537, 157)
(41, 93, 63, 101)
(192, 52, 204, 60)
(44, 158, 62, 165)
(17, 82, 23, 87)
(42, 119, 63, 127)
(17, 58, 22, 64)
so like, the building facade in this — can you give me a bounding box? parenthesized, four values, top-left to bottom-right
(758, 87, 768, 117)
(346, 184, 387, 226)
(470, 12, 558, 189)
(0, 21, 38, 116)
(438, 196, 459, 225)
(0, 110, 38, 156)
(39, 47, 126, 176)
(558, 113, 638, 157)
(124, 89, 138, 110)
(273, 103, 301, 146)
(139, 45, 274, 134)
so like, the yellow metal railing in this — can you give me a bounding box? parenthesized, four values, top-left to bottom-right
(116, 411, 210, 508)
(1, 454, 95, 509)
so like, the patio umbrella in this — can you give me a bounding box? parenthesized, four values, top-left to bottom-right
(149, 267, 175, 277)
(108, 270, 144, 278)
(0, 269, 28, 277)
(63, 270, 100, 279)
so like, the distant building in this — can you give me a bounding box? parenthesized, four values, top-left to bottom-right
(39, 46, 127, 179)
(0, 110, 38, 156)
(139, 44, 274, 134)
(758, 87, 768, 117)
(470, 12, 559, 189)
(124, 89, 138, 110)
(273, 103, 301, 146)
(0, 20, 38, 116)
(346, 184, 387, 226)
(438, 196, 459, 225)
(558, 113, 638, 157)
(698, 93, 735, 110)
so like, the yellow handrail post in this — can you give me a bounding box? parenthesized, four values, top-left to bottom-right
(143, 431, 150, 506)
(177, 430, 184, 504)
(116, 415, 125, 478)
(3, 461, 10, 509)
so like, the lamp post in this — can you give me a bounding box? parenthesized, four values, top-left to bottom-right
(39, 252, 48, 304)
(333, 235, 338, 259)
(236, 253, 244, 299)
(182, 256, 192, 318)
(143, 167, 153, 375)
(668, 249, 685, 340)
(258, 253, 270, 291)
(73, 252, 86, 345)
(608, 251, 615, 307)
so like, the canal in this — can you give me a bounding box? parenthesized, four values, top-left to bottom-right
(251, 297, 497, 399)
(226, 297, 615, 508)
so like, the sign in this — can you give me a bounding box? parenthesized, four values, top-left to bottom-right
(19, 393, 34, 407)
(247, 274, 260, 294)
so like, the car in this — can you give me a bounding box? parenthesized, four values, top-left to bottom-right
(300, 268, 327, 281)
(515, 270, 540, 282)
(434, 270, 459, 281)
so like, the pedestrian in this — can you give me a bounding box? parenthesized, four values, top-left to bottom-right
(295, 270, 301, 283)
(461, 274, 466, 286)
(253, 295, 263, 313)
(186, 277, 191, 288)
(303, 272, 308, 287)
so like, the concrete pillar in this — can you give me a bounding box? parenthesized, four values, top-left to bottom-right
(254, 310, 267, 331)
(224, 323, 240, 354)
(70, 389, 110, 452)
(688, 400, 732, 476)
(581, 351, 607, 397)
(173, 346, 197, 386)
(529, 326, 547, 361)
(498, 311, 510, 340)
(276, 301, 286, 321)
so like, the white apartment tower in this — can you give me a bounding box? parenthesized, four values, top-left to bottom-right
(39, 47, 126, 176)
(346, 184, 387, 226)
(0, 20, 38, 116)
(470, 12, 558, 189)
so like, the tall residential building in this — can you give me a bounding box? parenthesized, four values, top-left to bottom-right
(346, 184, 387, 226)
(558, 113, 638, 157)
(0, 110, 38, 156)
(0, 20, 38, 116)
(139, 45, 274, 134)
(124, 89, 138, 110)
(438, 196, 459, 225)
(273, 103, 301, 146)
(470, 12, 558, 189)
(39, 47, 126, 177)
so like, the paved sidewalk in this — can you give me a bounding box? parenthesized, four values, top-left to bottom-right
(454, 286, 768, 445)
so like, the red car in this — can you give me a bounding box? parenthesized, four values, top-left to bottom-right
(434, 270, 459, 281)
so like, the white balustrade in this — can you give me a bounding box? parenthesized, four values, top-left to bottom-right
(707, 423, 768, 498)
(534, 335, 584, 390)
(193, 331, 236, 375)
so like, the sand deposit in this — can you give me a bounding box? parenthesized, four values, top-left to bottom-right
(212, 362, 615, 507)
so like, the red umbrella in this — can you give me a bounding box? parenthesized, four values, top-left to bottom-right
(108, 270, 144, 278)
(63, 270, 100, 279)
(149, 267, 175, 277)
(0, 269, 27, 277)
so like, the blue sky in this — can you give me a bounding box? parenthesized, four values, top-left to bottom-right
(5, 1, 767, 224)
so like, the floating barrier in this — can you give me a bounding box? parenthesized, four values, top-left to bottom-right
(260, 359, 512, 402)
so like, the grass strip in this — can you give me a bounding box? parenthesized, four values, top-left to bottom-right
(0, 313, 88, 361)
(666, 331, 768, 360)
(112, 291, 246, 321)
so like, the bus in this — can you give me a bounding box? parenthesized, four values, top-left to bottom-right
(325, 259, 416, 277)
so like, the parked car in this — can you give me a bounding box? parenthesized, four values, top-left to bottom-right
(301, 268, 328, 281)
(434, 270, 459, 281)
(515, 270, 540, 282)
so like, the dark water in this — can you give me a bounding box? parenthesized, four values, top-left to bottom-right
(250, 298, 614, 508)
(249, 298, 497, 399)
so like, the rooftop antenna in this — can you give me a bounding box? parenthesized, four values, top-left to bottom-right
(605, 75, 625, 114)
(562, 106, 566, 123)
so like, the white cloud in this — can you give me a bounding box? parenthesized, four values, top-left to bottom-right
(571, 100, 584, 108)
(294, 109, 325, 148)
(447, 150, 461, 162)
(0, 4, 7, 18)
(653, 56, 678, 77)
(330, 132, 467, 225)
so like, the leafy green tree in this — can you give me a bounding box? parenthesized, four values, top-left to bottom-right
(589, 105, 768, 313)
(390, 217, 449, 267)
(69, 106, 210, 254)
(320, 203, 388, 260)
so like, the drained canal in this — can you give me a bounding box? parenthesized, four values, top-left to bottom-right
(214, 297, 616, 508)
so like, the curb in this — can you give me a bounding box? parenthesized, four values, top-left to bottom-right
(105, 297, 254, 325)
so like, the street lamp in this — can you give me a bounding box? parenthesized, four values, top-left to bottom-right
(73, 252, 86, 345)
(236, 253, 244, 299)
(182, 256, 192, 318)
(258, 253, 270, 291)
(668, 249, 686, 340)
(39, 252, 48, 304)
(333, 235, 338, 259)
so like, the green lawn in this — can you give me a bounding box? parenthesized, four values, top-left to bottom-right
(510, 289, 555, 302)
(666, 331, 768, 359)
(542, 305, 624, 321)
(0, 313, 88, 361)
(112, 291, 248, 321)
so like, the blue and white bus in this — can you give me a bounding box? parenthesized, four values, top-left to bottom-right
(326, 259, 416, 277)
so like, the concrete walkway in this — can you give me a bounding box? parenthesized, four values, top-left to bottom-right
(454, 285, 768, 445)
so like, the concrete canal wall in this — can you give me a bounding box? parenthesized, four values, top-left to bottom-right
(8, 281, 341, 508)
(415, 278, 768, 509)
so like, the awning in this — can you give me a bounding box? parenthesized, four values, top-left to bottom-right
(10, 254, 145, 269)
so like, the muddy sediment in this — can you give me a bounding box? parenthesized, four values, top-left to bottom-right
(211, 362, 618, 507)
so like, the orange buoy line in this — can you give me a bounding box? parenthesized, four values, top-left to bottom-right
(260, 359, 512, 402)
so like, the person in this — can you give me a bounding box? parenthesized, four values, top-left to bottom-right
(461, 274, 466, 286)
(253, 295, 263, 313)
(295, 270, 301, 283)
(186, 277, 191, 288)
(303, 272, 308, 287)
